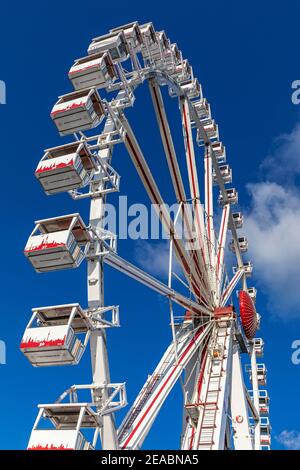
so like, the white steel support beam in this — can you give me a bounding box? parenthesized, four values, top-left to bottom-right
(118, 111, 211, 308)
(250, 343, 261, 449)
(88, 116, 118, 450)
(168, 202, 182, 288)
(216, 203, 230, 301)
(118, 322, 213, 449)
(179, 97, 213, 303)
(245, 388, 259, 422)
(221, 269, 244, 306)
(231, 343, 253, 449)
(148, 79, 187, 206)
(148, 78, 211, 301)
(104, 252, 211, 317)
(225, 417, 232, 450)
(204, 145, 216, 300)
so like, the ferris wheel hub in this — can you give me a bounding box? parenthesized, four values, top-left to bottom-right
(214, 305, 235, 319)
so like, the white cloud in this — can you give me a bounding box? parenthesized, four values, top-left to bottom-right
(277, 430, 300, 449)
(134, 241, 173, 278)
(261, 123, 300, 183)
(244, 123, 300, 318)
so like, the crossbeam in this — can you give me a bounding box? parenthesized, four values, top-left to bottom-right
(221, 269, 244, 306)
(216, 203, 230, 301)
(104, 251, 212, 317)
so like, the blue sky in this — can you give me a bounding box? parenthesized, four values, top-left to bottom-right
(0, 0, 299, 450)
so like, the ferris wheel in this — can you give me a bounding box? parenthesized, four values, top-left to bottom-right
(22, 21, 270, 451)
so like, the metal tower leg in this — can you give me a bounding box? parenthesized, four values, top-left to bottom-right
(230, 343, 253, 449)
(88, 118, 118, 450)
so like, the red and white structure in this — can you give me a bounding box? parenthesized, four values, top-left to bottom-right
(23, 21, 270, 450)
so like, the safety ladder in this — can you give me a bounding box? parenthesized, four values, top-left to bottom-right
(195, 321, 230, 449)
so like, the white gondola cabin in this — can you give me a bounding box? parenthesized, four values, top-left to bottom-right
(24, 213, 91, 273)
(157, 31, 169, 49)
(193, 98, 211, 120)
(140, 22, 157, 45)
(141, 30, 167, 65)
(171, 59, 192, 83)
(244, 261, 253, 277)
(218, 188, 238, 205)
(110, 22, 143, 50)
(35, 142, 97, 194)
(28, 403, 100, 450)
(260, 432, 271, 450)
(20, 304, 92, 366)
(257, 364, 267, 386)
(88, 31, 129, 62)
(213, 164, 232, 185)
(249, 389, 270, 415)
(69, 52, 117, 91)
(247, 287, 257, 302)
(211, 141, 226, 163)
(28, 429, 94, 450)
(233, 261, 253, 277)
(246, 363, 267, 386)
(258, 390, 270, 415)
(163, 43, 182, 74)
(180, 78, 202, 100)
(197, 119, 219, 144)
(232, 212, 244, 229)
(51, 88, 105, 136)
(229, 236, 248, 253)
(260, 435, 271, 446)
(157, 40, 182, 75)
(140, 23, 159, 61)
(254, 338, 264, 357)
(171, 43, 182, 64)
(260, 417, 271, 445)
(149, 31, 170, 64)
(203, 119, 219, 139)
(156, 31, 170, 55)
